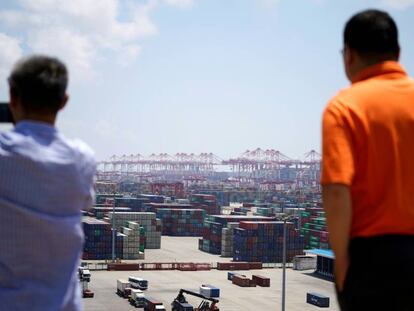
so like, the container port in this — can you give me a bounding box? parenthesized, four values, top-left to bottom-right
(83, 238, 339, 311)
(79, 149, 339, 310)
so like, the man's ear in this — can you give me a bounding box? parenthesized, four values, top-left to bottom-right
(59, 94, 69, 111)
(345, 47, 354, 66)
(9, 89, 18, 109)
(396, 46, 400, 61)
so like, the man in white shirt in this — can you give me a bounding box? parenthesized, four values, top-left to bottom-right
(0, 55, 96, 311)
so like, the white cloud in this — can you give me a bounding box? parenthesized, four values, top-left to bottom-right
(0, 33, 23, 90)
(27, 27, 95, 80)
(163, 0, 194, 8)
(0, 0, 187, 84)
(381, 0, 414, 8)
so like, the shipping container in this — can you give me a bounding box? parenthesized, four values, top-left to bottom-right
(293, 255, 317, 270)
(200, 284, 220, 298)
(233, 221, 304, 263)
(306, 292, 330, 308)
(155, 208, 205, 236)
(252, 275, 270, 287)
(200, 215, 276, 255)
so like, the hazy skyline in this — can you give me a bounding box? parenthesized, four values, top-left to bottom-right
(0, 0, 413, 160)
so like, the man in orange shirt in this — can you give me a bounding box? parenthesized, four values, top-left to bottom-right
(322, 9, 414, 311)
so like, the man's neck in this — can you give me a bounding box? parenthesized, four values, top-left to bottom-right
(16, 114, 57, 126)
(350, 56, 399, 81)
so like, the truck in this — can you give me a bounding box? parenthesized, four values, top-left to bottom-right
(78, 267, 91, 282)
(144, 297, 167, 311)
(128, 276, 149, 290)
(78, 267, 93, 298)
(129, 289, 146, 307)
(116, 279, 131, 298)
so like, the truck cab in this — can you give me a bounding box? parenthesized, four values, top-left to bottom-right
(78, 267, 91, 282)
(129, 289, 146, 307)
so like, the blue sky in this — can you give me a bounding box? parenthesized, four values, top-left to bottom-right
(0, 0, 413, 160)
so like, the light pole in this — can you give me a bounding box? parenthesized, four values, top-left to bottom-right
(281, 217, 287, 311)
(111, 185, 116, 262)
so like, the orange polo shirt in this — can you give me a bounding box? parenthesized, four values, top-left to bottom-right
(321, 61, 414, 238)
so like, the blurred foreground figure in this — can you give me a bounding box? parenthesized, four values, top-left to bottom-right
(0, 55, 96, 311)
(321, 9, 414, 311)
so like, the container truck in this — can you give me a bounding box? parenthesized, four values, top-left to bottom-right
(117, 279, 131, 298)
(129, 289, 146, 307)
(144, 297, 166, 311)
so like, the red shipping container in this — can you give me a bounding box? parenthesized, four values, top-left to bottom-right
(252, 275, 270, 287)
(239, 221, 258, 230)
(248, 262, 263, 269)
(107, 263, 140, 271)
(217, 262, 250, 270)
(232, 275, 250, 287)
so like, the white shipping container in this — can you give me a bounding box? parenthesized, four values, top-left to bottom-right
(117, 279, 130, 292)
(293, 256, 317, 270)
(199, 286, 211, 298)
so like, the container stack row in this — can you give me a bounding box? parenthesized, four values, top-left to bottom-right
(95, 194, 123, 205)
(190, 194, 220, 215)
(221, 222, 239, 257)
(300, 208, 330, 250)
(196, 190, 231, 207)
(121, 221, 145, 260)
(199, 215, 276, 255)
(199, 220, 222, 254)
(232, 207, 251, 215)
(107, 212, 162, 249)
(233, 221, 304, 263)
(115, 197, 151, 211)
(82, 217, 122, 260)
(91, 207, 131, 219)
(254, 207, 275, 217)
(156, 208, 205, 236)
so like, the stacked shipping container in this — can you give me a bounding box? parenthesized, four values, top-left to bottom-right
(221, 222, 239, 257)
(108, 212, 162, 249)
(300, 208, 330, 250)
(82, 217, 122, 260)
(233, 221, 304, 263)
(91, 207, 131, 219)
(156, 209, 205, 236)
(199, 215, 275, 255)
(115, 197, 150, 211)
(190, 194, 220, 215)
(197, 190, 231, 207)
(121, 221, 145, 259)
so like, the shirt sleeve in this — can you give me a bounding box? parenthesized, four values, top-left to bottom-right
(73, 140, 97, 211)
(83, 175, 96, 211)
(321, 100, 355, 186)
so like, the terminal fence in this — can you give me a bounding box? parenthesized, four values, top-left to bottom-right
(81, 261, 293, 271)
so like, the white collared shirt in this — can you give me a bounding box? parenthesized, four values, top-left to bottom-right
(0, 120, 96, 311)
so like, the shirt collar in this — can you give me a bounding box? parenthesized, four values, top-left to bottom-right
(15, 120, 58, 135)
(352, 61, 407, 84)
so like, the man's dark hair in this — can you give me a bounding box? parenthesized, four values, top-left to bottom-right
(344, 9, 399, 58)
(8, 55, 68, 114)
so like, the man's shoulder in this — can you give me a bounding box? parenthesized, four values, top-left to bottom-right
(64, 137, 96, 166)
(325, 81, 375, 114)
(324, 88, 352, 116)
